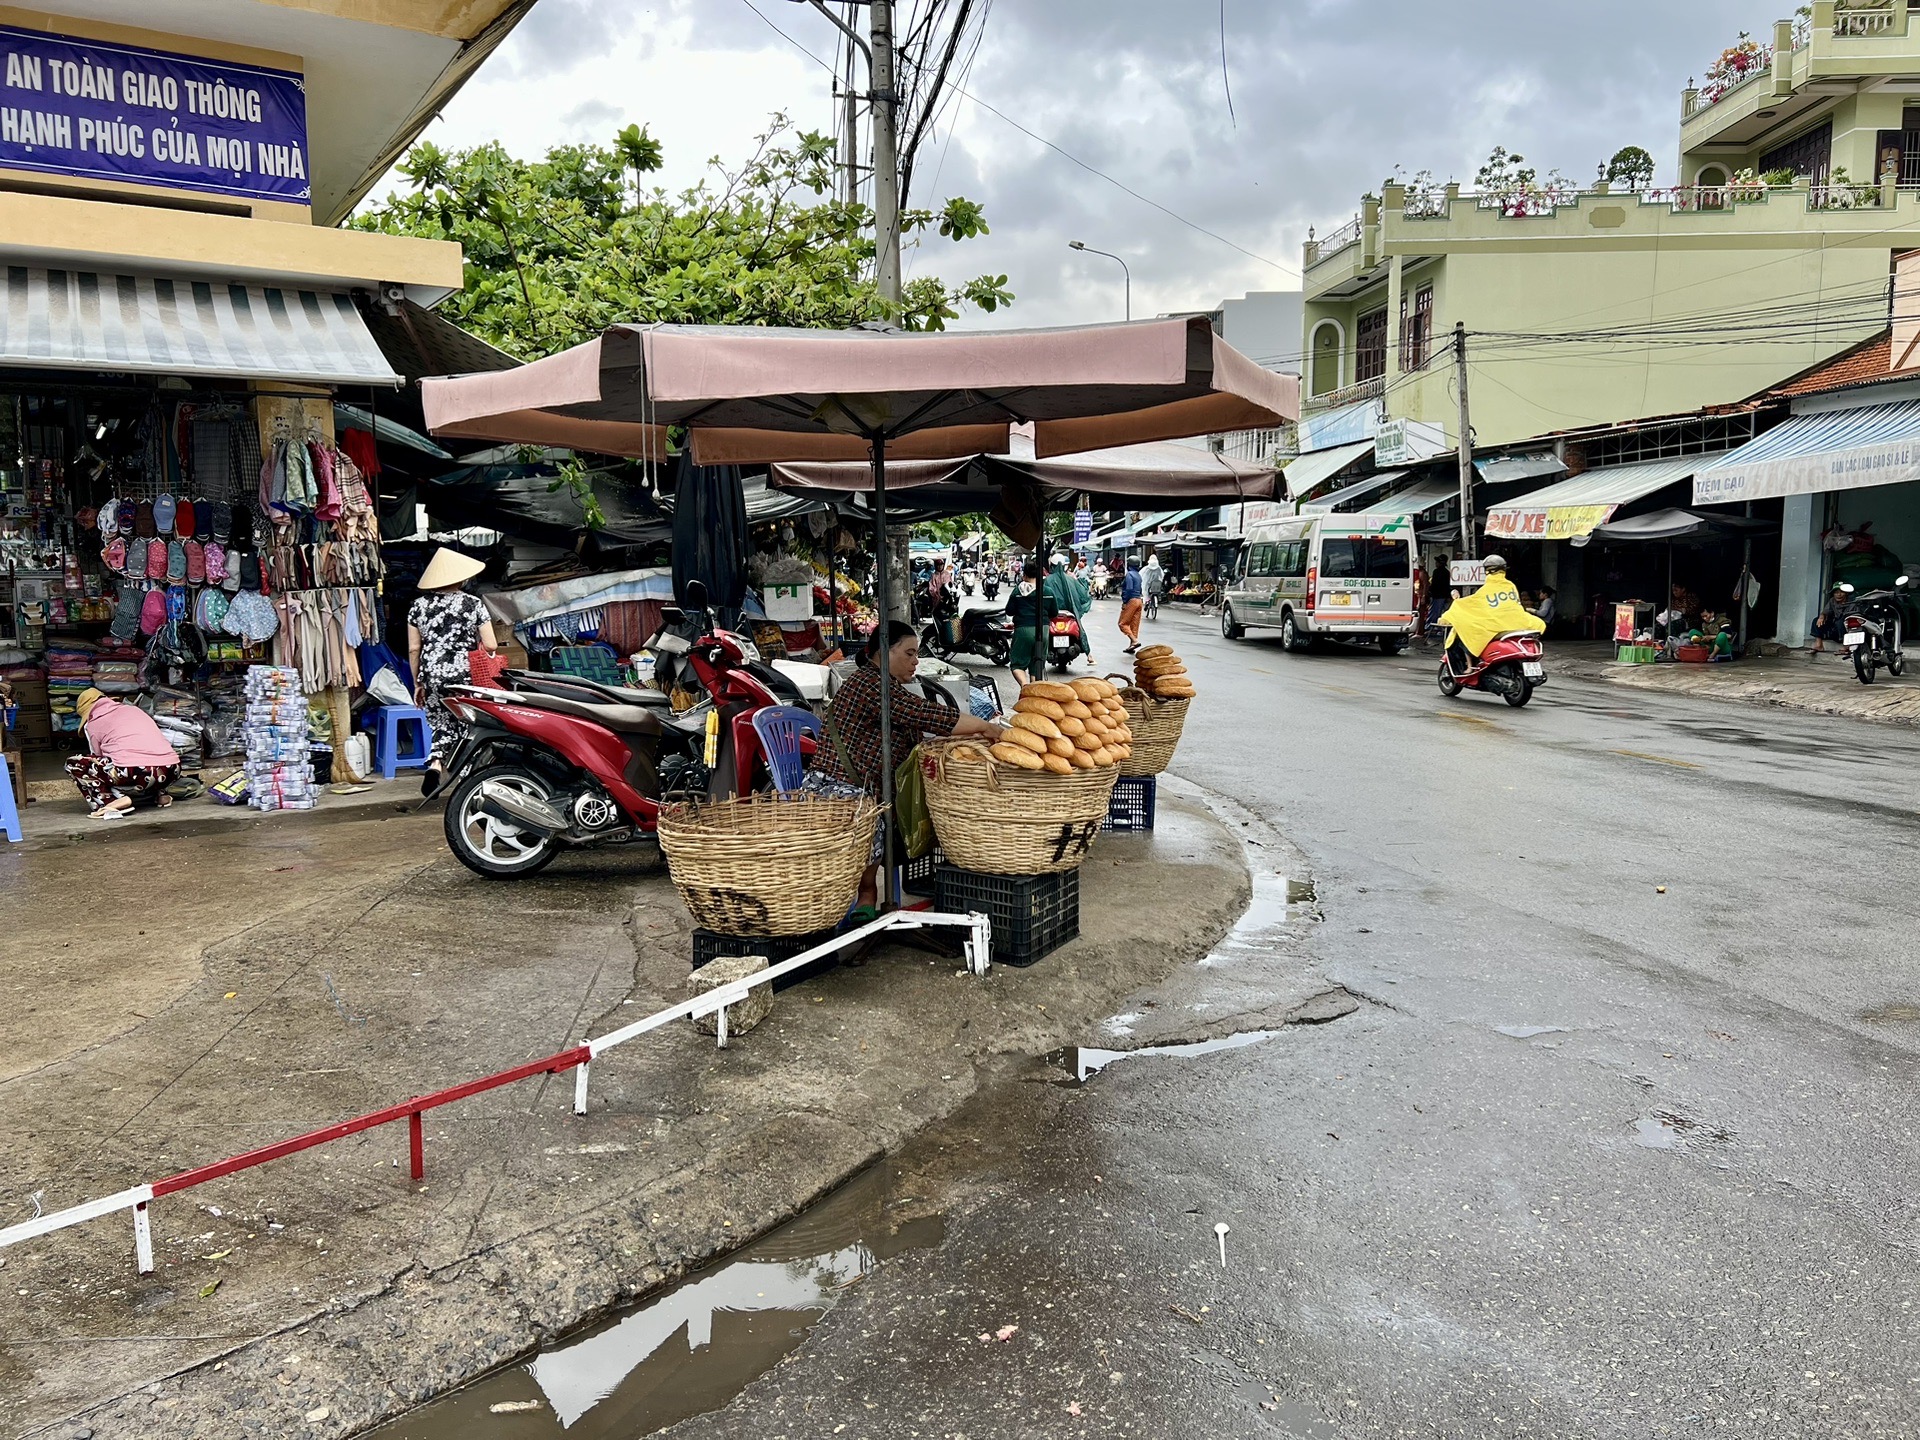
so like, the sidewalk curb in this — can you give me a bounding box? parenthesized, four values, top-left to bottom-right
(1552, 653, 1920, 726)
(25, 794, 1254, 1440)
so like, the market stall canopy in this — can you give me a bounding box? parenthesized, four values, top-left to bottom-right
(420, 463, 671, 550)
(0, 267, 400, 386)
(356, 295, 520, 384)
(420, 316, 1298, 464)
(1299, 469, 1407, 514)
(1485, 454, 1723, 541)
(1346, 477, 1456, 519)
(1588, 508, 1778, 542)
(1281, 440, 1375, 501)
(333, 403, 450, 460)
(1693, 399, 1920, 505)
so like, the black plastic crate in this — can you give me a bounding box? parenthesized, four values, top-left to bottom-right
(1101, 775, 1157, 833)
(900, 844, 947, 897)
(692, 927, 840, 990)
(933, 865, 1079, 968)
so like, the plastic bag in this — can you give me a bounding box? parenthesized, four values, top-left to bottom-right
(894, 746, 935, 861)
(364, 666, 412, 708)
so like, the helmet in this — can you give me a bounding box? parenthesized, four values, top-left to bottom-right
(1482, 553, 1508, 572)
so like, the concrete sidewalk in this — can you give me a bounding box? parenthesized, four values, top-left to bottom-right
(0, 784, 1249, 1440)
(1547, 640, 1920, 725)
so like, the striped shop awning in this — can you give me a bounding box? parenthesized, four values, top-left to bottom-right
(1694, 400, 1920, 505)
(0, 266, 402, 387)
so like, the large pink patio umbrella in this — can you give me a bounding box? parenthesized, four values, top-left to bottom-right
(421, 317, 1297, 881)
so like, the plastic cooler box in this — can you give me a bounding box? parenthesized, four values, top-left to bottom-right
(933, 866, 1079, 967)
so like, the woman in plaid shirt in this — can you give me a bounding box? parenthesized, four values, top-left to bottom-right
(808, 622, 1004, 915)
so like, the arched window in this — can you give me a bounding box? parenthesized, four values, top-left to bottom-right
(1309, 320, 1345, 398)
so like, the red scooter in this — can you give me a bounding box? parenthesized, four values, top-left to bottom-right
(1047, 612, 1087, 672)
(435, 582, 808, 879)
(1437, 630, 1547, 708)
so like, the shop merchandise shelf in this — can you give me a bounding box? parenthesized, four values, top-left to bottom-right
(1101, 775, 1157, 833)
(933, 865, 1079, 968)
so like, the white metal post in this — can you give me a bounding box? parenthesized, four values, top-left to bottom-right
(133, 1202, 153, 1276)
(573, 1060, 590, 1116)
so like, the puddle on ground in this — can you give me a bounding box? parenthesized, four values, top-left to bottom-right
(366, 1164, 942, 1440)
(1632, 1114, 1687, 1150)
(1046, 1029, 1281, 1085)
(1197, 872, 1317, 968)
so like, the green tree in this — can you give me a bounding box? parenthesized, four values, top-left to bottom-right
(354, 116, 1013, 357)
(1603, 145, 1656, 192)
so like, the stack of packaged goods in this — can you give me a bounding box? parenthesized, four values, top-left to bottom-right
(243, 665, 314, 811)
(46, 642, 95, 734)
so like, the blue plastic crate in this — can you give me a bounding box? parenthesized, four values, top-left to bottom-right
(1100, 775, 1157, 833)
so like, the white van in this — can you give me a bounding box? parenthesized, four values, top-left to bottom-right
(1221, 514, 1418, 653)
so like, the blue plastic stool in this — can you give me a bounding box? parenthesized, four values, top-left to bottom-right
(368, 705, 434, 781)
(0, 751, 19, 843)
(751, 705, 823, 794)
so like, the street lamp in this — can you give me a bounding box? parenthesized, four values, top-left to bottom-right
(1069, 240, 1131, 322)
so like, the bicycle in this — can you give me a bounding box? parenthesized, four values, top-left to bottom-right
(1144, 589, 1160, 623)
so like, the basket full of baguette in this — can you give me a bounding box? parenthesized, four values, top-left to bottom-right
(1112, 644, 1194, 777)
(921, 676, 1131, 875)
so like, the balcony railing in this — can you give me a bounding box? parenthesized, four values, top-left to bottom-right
(1309, 375, 1385, 411)
(1835, 0, 1900, 34)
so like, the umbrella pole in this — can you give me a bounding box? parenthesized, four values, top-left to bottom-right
(870, 433, 896, 908)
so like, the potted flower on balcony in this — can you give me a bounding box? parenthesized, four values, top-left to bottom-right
(1701, 32, 1773, 106)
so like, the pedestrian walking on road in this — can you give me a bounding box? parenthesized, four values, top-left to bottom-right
(408, 546, 499, 797)
(1118, 558, 1145, 651)
(1007, 559, 1057, 686)
(1412, 562, 1430, 641)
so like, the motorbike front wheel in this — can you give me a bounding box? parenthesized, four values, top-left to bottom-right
(1437, 662, 1463, 698)
(444, 764, 562, 879)
(1855, 647, 1877, 685)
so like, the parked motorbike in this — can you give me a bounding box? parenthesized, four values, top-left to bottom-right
(1436, 629, 1546, 708)
(921, 603, 1014, 667)
(1047, 612, 1087, 672)
(1841, 575, 1911, 684)
(435, 581, 804, 879)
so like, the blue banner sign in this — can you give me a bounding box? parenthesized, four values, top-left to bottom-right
(0, 26, 309, 204)
(1072, 508, 1093, 543)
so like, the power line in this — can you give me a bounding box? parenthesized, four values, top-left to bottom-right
(738, 0, 1298, 278)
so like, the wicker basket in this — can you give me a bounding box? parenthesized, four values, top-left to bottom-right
(1107, 676, 1191, 777)
(657, 794, 877, 936)
(921, 739, 1120, 876)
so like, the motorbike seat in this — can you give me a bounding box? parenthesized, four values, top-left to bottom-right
(506, 670, 671, 708)
(498, 689, 663, 735)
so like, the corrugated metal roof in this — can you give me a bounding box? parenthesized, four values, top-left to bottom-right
(1282, 440, 1375, 500)
(1300, 468, 1407, 513)
(1348, 478, 1457, 518)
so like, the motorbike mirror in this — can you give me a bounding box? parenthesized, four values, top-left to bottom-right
(683, 580, 710, 611)
(1839, 583, 1855, 594)
(1899, 575, 1913, 588)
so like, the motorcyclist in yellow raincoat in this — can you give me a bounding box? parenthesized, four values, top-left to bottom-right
(1439, 554, 1546, 674)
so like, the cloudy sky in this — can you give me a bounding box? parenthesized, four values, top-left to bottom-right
(409, 0, 1765, 349)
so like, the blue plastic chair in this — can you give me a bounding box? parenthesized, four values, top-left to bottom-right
(0, 751, 19, 843)
(367, 705, 434, 780)
(751, 706, 823, 794)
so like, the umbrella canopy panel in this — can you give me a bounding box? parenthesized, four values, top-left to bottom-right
(421, 317, 1298, 465)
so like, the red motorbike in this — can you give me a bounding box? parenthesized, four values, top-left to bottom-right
(1437, 630, 1547, 708)
(1047, 612, 1087, 672)
(435, 582, 808, 879)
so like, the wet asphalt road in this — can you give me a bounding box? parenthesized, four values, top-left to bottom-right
(676, 605, 1920, 1440)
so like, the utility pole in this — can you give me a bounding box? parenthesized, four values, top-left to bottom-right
(869, 0, 903, 310)
(1452, 322, 1477, 561)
